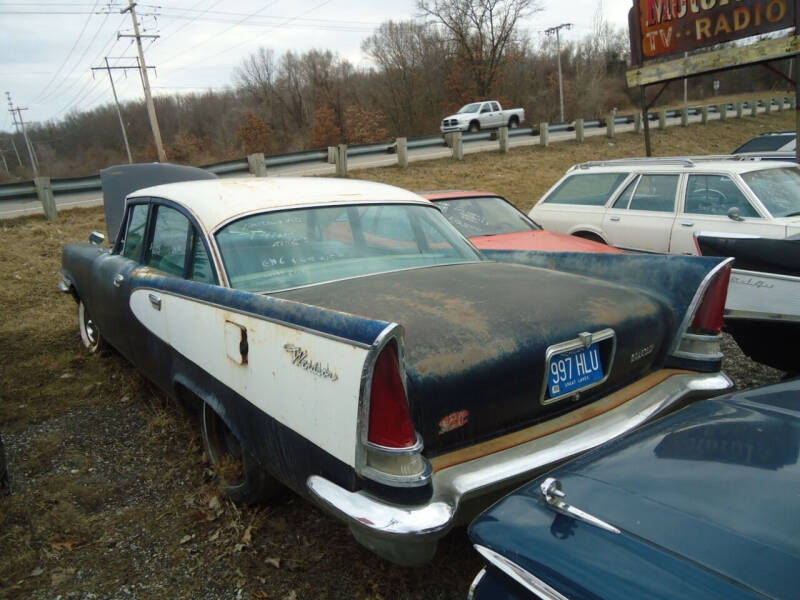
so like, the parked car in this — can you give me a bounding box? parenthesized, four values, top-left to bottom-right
(733, 131, 796, 153)
(529, 157, 800, 254)
(441, 101, 524, 133)
(468, 378, 800, 600)
(60, 172, 733, 565)
(422, 191, 621, 253)
(696, 231, 799, 374)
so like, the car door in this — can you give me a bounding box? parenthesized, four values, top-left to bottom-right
(602, 173, 679, 252)
(88, 200, 151, 361)
(490, 102, 503, 127)
(669, 173, 786, 254)
(128, 201, 219, 392)
(478, 103, 496, 128)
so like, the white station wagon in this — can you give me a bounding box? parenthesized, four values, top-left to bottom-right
(529, 158, 800, 254)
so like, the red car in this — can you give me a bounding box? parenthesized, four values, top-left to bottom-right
(422, 191, 621, 253)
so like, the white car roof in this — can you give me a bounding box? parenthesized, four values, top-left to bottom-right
(567, 158, 798, 175)
(128, 177, 430, 232)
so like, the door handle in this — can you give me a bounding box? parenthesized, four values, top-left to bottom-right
(148, 293, 162, 311)
(680, 222, 694, 227)
(609, 216, 621, 222)
(113, 274, 124, 287)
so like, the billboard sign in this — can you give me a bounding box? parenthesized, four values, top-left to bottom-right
(631, 0, 796, 62)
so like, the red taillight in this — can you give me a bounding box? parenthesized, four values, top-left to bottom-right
(690, 264, 731, 334)
(368, 344, 416, 448)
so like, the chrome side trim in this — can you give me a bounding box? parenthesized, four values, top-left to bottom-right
(131, 284, 373, 350)
(474, 545, 570, 600)
(725, 309, 800, 323)
(467, 567, 487, 600)
(539, 329, 616, 405)
(540, 477, 621, 534)
(668, 257, 734, 356)
(672, 332, 723, 360)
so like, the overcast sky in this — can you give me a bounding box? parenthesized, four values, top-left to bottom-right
(0, 0, 632, 133)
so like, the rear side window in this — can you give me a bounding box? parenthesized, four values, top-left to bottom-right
(685, 175, 759, 217)
(628, 175, 678, 212)
(147, 205, 191, 276)
(122, 204, 148, 261)
(543, 173, 628, 206)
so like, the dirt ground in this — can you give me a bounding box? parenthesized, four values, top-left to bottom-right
(0, 111, 792, 599)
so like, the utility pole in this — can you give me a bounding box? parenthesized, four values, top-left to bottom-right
(545, 23, 572, 124)
(6, 92, 38, 174)
(0, 149, 8, 175)
(92, 57, 135, 163)
(120, 0, 166, 162)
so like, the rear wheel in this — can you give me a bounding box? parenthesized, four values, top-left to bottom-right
(468, 121, 480, 133)
(78, 300, 107, 354)
(508, 116, 519, 129)
(201, 401, 282, 505)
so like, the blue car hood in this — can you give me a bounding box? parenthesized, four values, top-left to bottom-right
(470, 380, 800, 600)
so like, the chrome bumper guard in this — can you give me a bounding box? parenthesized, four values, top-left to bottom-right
(307, 371, 732, 565)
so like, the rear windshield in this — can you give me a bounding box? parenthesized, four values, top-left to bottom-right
(543, 173, 628, 206)
(741, 167, 800, 218)
(216, 203, 482, 292)
(435, 196, 539, 237)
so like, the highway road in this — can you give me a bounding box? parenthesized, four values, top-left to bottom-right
(0, 108, 726, 220)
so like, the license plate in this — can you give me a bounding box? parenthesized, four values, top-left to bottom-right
(548, 343, 604, 400)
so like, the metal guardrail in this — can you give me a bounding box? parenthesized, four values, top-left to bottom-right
(0, 98, 788, 201)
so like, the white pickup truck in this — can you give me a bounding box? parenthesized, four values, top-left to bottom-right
(440, 100, 525, 133)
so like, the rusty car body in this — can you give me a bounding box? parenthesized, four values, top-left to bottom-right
(59, 175, 733, 565)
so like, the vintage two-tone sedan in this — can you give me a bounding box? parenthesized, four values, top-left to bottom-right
(60, 175, 733, 565)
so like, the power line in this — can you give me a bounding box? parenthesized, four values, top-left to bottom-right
(30, 0, 103, 103)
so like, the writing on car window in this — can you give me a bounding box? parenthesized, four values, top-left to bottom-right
(216, 203, 482, 292)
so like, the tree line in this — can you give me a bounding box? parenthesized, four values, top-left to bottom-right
(0, 0, 793, 181)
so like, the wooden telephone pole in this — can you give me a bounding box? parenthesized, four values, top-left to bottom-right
(91, 57, 144, 163)
(6, 92, 38, 175)
(120, 0, 166, 162)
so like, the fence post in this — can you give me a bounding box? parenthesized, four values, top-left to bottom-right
(539, 122, 549, 147)
(701, 105, 709, 124)
(633, 112, 642, 133)
(327, 146, 336, 164)
(247, 153, 267, 177)
(777, 97, 784, 112)
(681, 107, 688, 126)
(498, 126, 509, 154)
(735, 102, 743, 118)
(606, 113, 615, 138)
(575, 118, 585, 142)
(34, 176, 57, 221)
(658, 110, 666, 130)
(396, 137, 408, 168)
(452, 131, 463, 160)
(791, 97, 798, 110)
(750, 100, 758, 117)
(718, 104, 727, 121)
(335, 144, 348, 177)
(765, 98, 772, 114)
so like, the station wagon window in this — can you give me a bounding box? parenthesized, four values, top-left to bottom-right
(627, 174, 678, 212)
(543, 173, 628, 206)
(685, 175, 759, 218)
(216, 204, 481, 292)
(741, 167, 800, 218)
(122, 204, 148, 261)
(612, 177, 637, 209)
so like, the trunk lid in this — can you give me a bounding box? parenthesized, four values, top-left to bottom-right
(273, 261, 675, 456)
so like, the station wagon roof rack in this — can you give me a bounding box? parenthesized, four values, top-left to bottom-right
(574, 155, 774, 170)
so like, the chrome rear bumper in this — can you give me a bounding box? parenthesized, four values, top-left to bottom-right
(307, 371, 732, 565)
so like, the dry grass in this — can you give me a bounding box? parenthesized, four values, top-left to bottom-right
(0, 110, 795, 599)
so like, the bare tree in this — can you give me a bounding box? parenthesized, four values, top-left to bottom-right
(417, 0, 540, 98)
